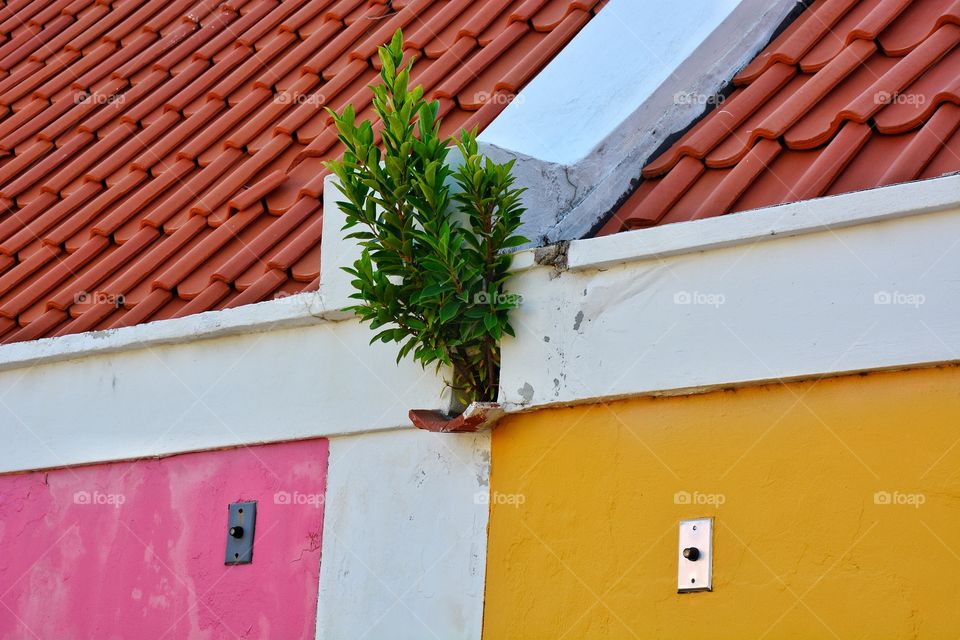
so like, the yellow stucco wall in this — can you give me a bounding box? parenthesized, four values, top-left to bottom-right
(484, 366, 960, 639)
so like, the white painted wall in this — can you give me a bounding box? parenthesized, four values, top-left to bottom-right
(0, 314, 449, 473)
(499, 176, 960, 408)
(479, 0, 799, 243)
(316, 429, 490, 640)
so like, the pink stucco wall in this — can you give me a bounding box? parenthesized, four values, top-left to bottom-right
(0, 438, 328, 639)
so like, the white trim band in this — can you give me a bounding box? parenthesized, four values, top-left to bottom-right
(569, 174, 960, 271)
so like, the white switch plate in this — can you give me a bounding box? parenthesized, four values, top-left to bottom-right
(677, 517, 712, 593)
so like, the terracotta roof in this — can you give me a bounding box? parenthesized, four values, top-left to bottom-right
(599, 0, 960, 235)
(0, 0, 602, 344)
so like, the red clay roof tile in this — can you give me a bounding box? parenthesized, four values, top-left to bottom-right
(602, 0, 960, 236)
(11, 308, 66, 341)
(840, 23, 960, 123)
(798, 0, 910, 71)
(226, 266, 286, 306)
(0, 0, 598, 343)
(753, 38, 875, 140)
(735, 0, 860, 84)
(497, 9, 588, 92)
(440, 20, 526, 102)
(872, 44, 960, 132)
(47, 228, 161, 311)
(877, 0, 960, 55)
(783, 51, 895, 148)
(627, 156, 704, 229)
(879, 102, 960, 184)
(0, 235, 109, 320)
(790, 120, 872, 200)
(692, 138, 782, 221)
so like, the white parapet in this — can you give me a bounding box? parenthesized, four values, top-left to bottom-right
(499, 175, 960, 408)
(0, 309, 450, 474)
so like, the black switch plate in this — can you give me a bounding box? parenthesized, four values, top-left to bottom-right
(225, 501, 256, 565)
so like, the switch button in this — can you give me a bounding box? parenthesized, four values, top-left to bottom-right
(677, 518, 713, 593)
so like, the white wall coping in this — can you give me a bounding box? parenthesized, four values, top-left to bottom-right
(0, 291, 331, 374)
(479, 0, 783, 166)
(569, 173, 960, 271)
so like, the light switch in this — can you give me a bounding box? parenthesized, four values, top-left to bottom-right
(225, 501, 257, 565)
(677, 517, 712, 593)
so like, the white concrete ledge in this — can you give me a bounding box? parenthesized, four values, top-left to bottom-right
(0, 313, 454, 474)
(0, 291, 332, 374)
(7, 172, 960, 473)
(568, 173, 960, 271)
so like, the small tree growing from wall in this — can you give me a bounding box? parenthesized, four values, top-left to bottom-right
(324, 30, 527, 407)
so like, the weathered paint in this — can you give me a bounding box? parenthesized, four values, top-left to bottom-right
(0, 439, 328, 639)
(484, 366, 960, 638)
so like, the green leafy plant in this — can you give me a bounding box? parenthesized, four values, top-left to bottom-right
(324, 29, 527, 407)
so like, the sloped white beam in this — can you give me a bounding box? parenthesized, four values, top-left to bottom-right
(479, 0, 800, 243)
